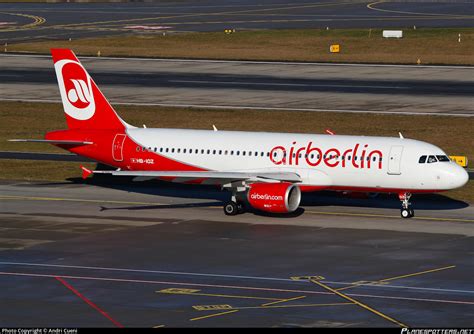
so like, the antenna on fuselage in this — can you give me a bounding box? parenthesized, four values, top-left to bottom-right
(399, 132, 404, 139)
(213, 125, 218, 131)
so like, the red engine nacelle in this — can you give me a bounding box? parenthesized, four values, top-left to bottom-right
(247, 182, 301, 213)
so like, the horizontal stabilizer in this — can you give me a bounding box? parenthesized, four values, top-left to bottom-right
(9, 139, 93, 146)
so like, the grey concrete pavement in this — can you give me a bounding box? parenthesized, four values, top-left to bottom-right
(1, 54, 473, 116)
(1, 1, 473, 43)
(0, 180, 473, 327)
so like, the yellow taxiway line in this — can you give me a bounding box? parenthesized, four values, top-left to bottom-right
(336, 265, 456, 292)
(310, 279, 407, 328)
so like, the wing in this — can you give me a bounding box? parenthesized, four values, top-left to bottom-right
(83, 167, 302, 184)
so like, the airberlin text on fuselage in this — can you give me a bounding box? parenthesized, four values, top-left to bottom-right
(269, 142, 383, 169)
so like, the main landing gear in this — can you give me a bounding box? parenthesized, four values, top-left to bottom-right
(223, 201, 245, 216)
(399, 192, 414, 219)
(223, 188, 246, 216)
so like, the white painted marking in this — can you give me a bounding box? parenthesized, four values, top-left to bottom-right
(0, 98, 471, 117)
(1, 53, 473, 70)
(0, 262, 472, 295)
(0, 270, 472, 305)
(170, 79, 410, 90)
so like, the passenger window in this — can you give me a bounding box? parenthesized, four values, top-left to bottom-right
(177, 148, 180, 153)
(201, 149, 204, 154)
(165, 148, 169, 153)
(183, 149, 186, 153)
(436, 155, 450, 162)
(136, 146, 140, 152)
(243, 151, 246, 156)
(207, 149, 210, 154)
(171, 148, 175, 153)
(236, 151, 240, 156)
(419, 155, 427, 163)
(427, 155, 437, 163)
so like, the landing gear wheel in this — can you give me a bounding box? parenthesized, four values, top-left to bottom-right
(224, 202, 239, 216)
(401, 209, 411, 219)
(399, 192, 414, 219)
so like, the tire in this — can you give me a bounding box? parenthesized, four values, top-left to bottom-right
(224, 202, 238, 216)
(409, 208, 415, 218)
(400, 209, 411, 219)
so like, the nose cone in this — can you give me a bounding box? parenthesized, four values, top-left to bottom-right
(449, 164, 469, 189)
(457, 166, 469, 188)
(435, 163, 469, 190)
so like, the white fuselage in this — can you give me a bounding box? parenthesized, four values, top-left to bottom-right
(126, 128, 469, 193)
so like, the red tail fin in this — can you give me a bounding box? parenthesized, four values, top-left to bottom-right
(51, 49, 128, 130)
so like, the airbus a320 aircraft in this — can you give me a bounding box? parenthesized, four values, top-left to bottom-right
(12, 49, 469, 218)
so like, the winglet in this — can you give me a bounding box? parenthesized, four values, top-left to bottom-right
(80, 165, 93, 179)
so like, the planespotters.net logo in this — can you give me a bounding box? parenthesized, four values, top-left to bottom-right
(401, 329, 473, 334)
(54, 59, 95, 120)
(250, 193, 283, 201)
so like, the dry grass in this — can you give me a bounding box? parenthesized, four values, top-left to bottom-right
(1, 101, 472, 202)
(7, 28, 474, 65)
(0, 159, 96, 181)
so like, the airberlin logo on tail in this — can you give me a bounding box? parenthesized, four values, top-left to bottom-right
(54, 59, 95, 120)
(68, 79, 92, 106)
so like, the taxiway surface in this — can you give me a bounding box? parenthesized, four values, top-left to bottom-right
(1, 1, 473, 43)
(1, 54, 473, 116)
(0, 180, 473, 327)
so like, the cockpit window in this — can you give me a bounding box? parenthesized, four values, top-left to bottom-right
(436, 155, 450, 162)
(419, 155, 427, 163)
(427, 155, 437, 163)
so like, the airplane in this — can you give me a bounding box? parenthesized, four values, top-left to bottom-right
(11, 49, 469, 218)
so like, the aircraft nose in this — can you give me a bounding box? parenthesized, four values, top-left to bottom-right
(455, 166, 469, 188)
(438, 163, 469, 190)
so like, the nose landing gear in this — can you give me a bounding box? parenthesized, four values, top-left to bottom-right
(399, 192, 414, 218)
